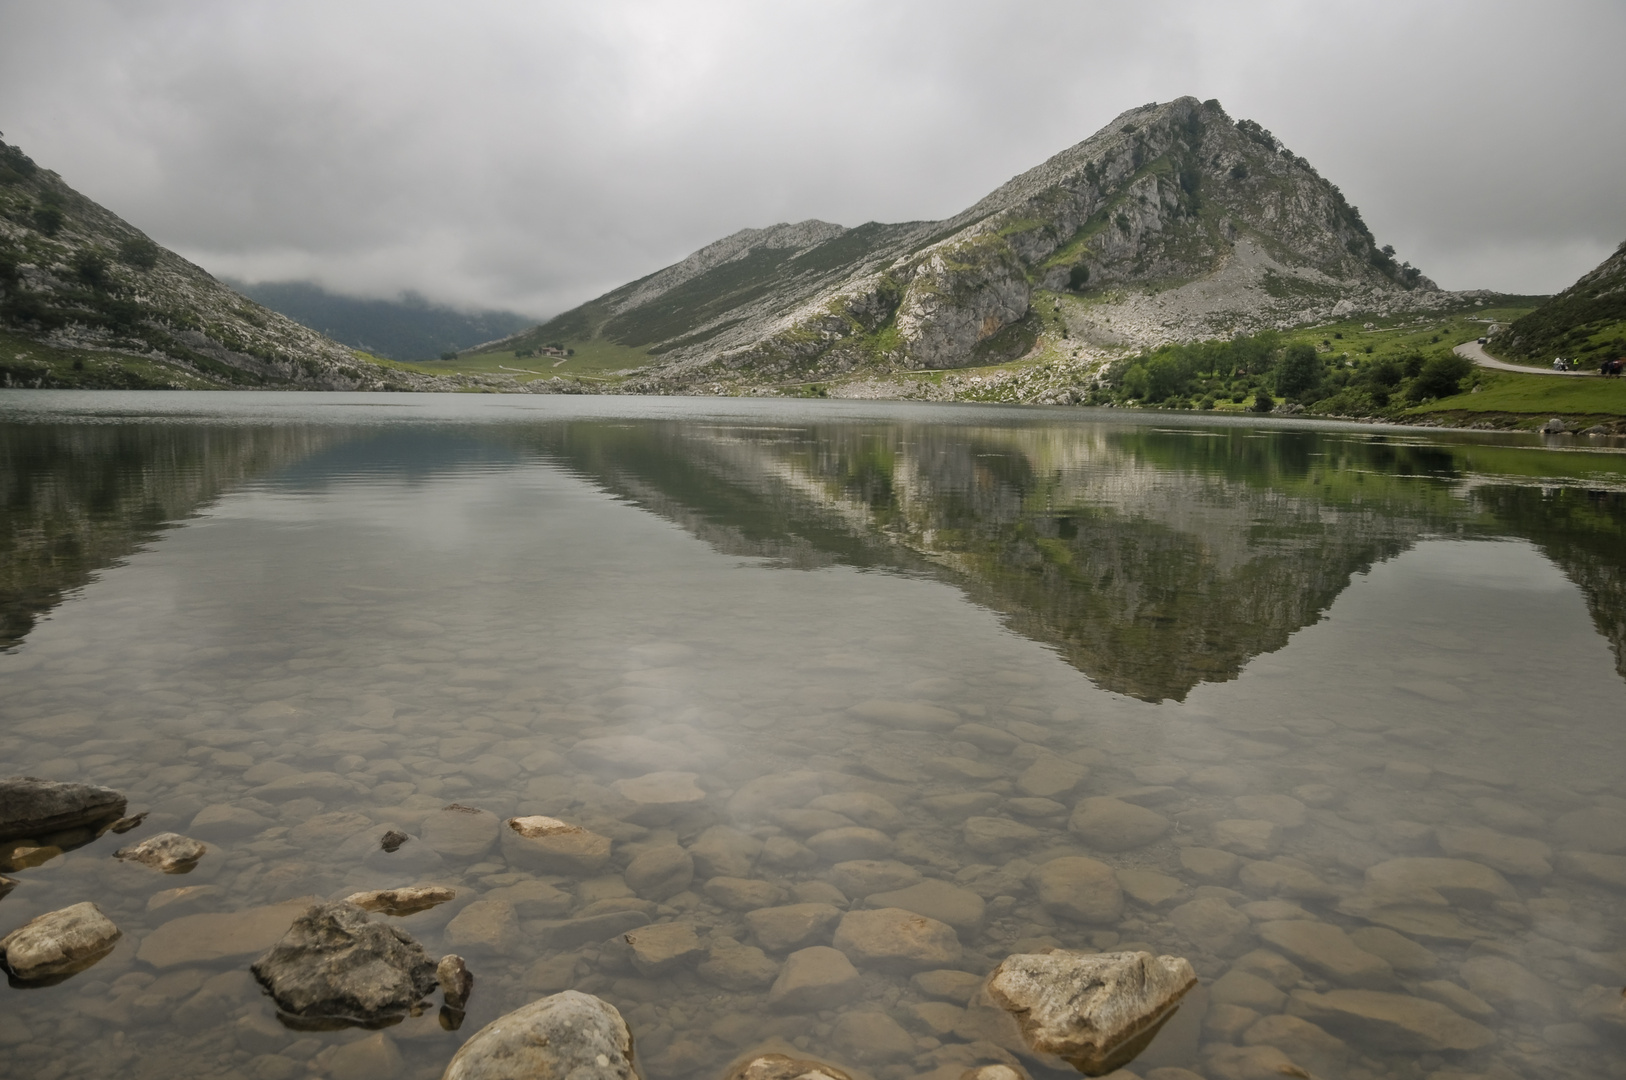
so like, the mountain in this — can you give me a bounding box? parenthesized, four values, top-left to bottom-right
(223, 279, 534, 361)
(489, 96, 1448, 392)
(1494, 240, 1626, 369)
(0, 138, 442, 390)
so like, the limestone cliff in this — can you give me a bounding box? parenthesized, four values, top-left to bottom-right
(495, 97, 1442, 391)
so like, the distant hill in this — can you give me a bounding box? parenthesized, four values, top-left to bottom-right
(0, 137, 436, 389)
(486, 96, 1456, 393)
(1496, 240, 1626, 369)
(224, 279, 535, 361)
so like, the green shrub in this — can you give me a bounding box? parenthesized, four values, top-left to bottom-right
(71, 248, 111, 289)
(1251, 388, 1275, 412)
(118, 235, 160, 270)
(32, 205, 64, 236)
(1275, 343, 1323, 401)
(1406, 353, 1474, 402)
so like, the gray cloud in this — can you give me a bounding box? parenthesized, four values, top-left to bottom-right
(3, 0, 1622, 316)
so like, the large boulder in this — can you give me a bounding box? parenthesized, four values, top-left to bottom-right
(250, 902, 438, 1024)
(0, 776, 126, 841)
(442, 991, 636, 1080)
(986, 950, 1198, 1076)
(0, 902, 121, 982)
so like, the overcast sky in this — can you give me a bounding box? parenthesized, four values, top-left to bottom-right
(3, 1, 1622, 317)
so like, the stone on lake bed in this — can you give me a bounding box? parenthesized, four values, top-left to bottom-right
(913, 967, 984, 1003)
(139, 898, 318, 968)
(829, 859, 922, 897)
(442, 991, 636, 1080)
(444, 900, 520, 955)
(697, 937, 780, 990)
(1069, 797, 1170, 851)
(746, 903, 843, 952)
(1237, 860, 1341, 900)
(1231, 795, 1308, 829)
(1030, 856, 1124, 924)
(1210, 819, 1283, 858)
(0, 901, 121, 982)
(867, 878, 986, 932)
(850, 698, 961, 731)
(1017, 758, 1089, 799)
(806, 826, 894, 862)
(250, 771, 359, 803)
(611, 771, 707, 822)
(188, 803, 274, 840)
(688, 825, 762, 878)
(344, 885, 456, 917)
(422, 804, 500, 860)
(571, 734, 699, 777)
(1115, 868, 1187, 909)
(624, 921, 705, 976)
(1557, 850, 1626, 890)
(1434, 825, 1552, 878)
(703, 876, 787, 911)
(986, 950, 1198, 1076)
(832, 1008, 917, 1062)
(1362, 857, 1517, 907)
(1286, 988, 1495, 1051)
(923, 791, 1003, 822)
(251, 901, 437, 1024)
(722, 1052, 853, 1080)
(501, 816, 611, 874)
(114, 832, 207, 873)
(1256, 920, 1394, 988)
(1179, 846, 1241, 884)
(0, 776, 127, 842)
(964, 816, 1041, 854)
(1168, 898, 1252, 957)
(768, 945, 863, 1011)
(808, 792, 905, 831)
(624, 844, 695, 901)
(833, 907, 960, 970)
(483, 879, 571, 918)
(1550, 806, 1626, 853)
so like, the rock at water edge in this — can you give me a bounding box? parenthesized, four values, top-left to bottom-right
(114, 832, 207, 873)
(251, 901, 438, 1023)
(438, 954, 473, 1010)
(985, 949, 1198, 1076)
(0, 776, 126, 842)
(443, 990, 636, 1080)
(0, 902, 121, 982)
(345, 886, 456, 917)
(722, 1052, 853, 1080)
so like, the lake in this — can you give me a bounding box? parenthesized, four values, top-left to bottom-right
(2, 391, 1625, 1080)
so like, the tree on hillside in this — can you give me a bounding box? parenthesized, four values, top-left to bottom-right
(1275, 343, 1323, 401)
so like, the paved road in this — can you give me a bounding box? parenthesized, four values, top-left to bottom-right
(1455, 340, 1594, 376)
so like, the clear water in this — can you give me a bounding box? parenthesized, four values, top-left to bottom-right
(2, 392, 1625, 1080)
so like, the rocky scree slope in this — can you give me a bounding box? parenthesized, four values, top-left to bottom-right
(0, 139, 429, 390)
(497, 97, 1441, 393)
(1495, 238, 1626, 369)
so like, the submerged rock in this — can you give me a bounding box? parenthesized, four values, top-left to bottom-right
(611, 771, 707, 823)
(344, 885, 456, 917)
(1285, 988, 1495, 1051)
(833, 907, 960, 970)
(0, 901, 121, 982)
(501, 816, 612, 874)
(1068, 797, 1170, 852)
(985, 949, 1198, 1076)
(722, 1052, 853, 1080)
(768, 945, 862, 1011)
(423, 804, 500, 860)
(114, 832, 207, 873)
(250, 901, 437, 1024)
(442, 990, 636, 1080)
(624, 921, 705, 976)
(0, 776, 126, 842)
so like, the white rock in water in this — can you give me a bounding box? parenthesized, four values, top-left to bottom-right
(501, 816, 611, 874)
(344, 885, 456, 917)
(985, 949, 1197, 1076)
(442, 990, 636, 1080)
(0, 901, 121, 981)
(114, 832, 207, 872)
(722, 1053, 853, 1080)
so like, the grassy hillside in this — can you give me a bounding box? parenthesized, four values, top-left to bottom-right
(1495, 240, 1626, 369)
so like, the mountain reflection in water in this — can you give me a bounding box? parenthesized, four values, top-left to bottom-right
(3, 410, 1623, 701)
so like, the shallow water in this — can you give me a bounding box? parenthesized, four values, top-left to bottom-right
(2, 392, 1625, 1080)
